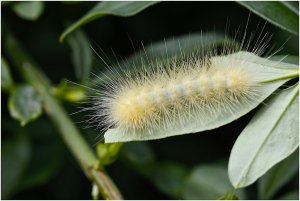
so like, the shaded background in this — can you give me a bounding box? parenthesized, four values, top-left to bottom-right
(2, 1, 299, 199)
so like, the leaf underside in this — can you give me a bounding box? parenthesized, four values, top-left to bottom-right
(104, 52, 298, 143)
(228, 83, 299, 188)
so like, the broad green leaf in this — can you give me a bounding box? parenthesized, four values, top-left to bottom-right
(238, 1, 299, 35)
(123, 142, 187, 198)
(1, 57, 14, 92)
(123, 143, 189, 198)
(60, 1, 159, 42)
(126, 32, 237, 64)
(258, 149, 299, 199)
(122, 142, 155, 170)
(182, 165, 244, 199)
(151, 162, 188, 198)
(96, 142, 123, 166)
(88, 32, 236, 88)
(8, 85, 42, 126)
(2, 135, 31, 199)
(12, 119, 66, 192)
(237, 53, 299, 71)
(281, 1, 299, 14)
(270, 55, 299, 67)
(17, 141, 64, 192)
(66, 29, 93, 83)
(104, 52, 298, 143)
(12, 1, 45, 21)
(278, 190, 299, 200)
(229, 83, 299, 188)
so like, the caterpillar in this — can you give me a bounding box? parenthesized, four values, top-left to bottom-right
(83, 32, 296, 143)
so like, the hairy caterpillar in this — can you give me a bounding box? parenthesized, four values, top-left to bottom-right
(82, 32, 297, 143)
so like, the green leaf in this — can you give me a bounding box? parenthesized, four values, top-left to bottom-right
(123, 142, 187, 198)
(8, 85, 43, 126)
(122, 142, 155, 172)
(96, 142, 123, 166)
(281, 1, 299, 14)
(151, 162, 188, 198)
(278, 190, 299, 200)
(238, 1, 299, 35)
(182, 165, 244, 199)
(104, 51, 298, 143)
(17, 136, 65, 192)
(239, 53, 299, 71)
(127, 32, 236, 63)
(18, 153, 63, 191)
(88, 32, 236, 88)
(12, 119, 66, 192)
(60, 1, 159, 42)
(258, 150, 299, 199)
(270, 55, 299, 67)
(12, 1, 45, 21)
(2, 135, 31, 199)
(66, 29, 93, 83)
(229, 83, 299, 188)
(1, 57, 14, 92)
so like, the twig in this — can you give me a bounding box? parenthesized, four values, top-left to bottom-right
(4, 30, 123, 200)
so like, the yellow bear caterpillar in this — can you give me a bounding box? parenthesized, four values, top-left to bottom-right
(84, 33, 298, 143)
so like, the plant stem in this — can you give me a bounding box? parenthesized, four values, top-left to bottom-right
(4, 31, 123, 200)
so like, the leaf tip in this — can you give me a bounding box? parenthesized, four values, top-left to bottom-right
(59, 34, 65, 43)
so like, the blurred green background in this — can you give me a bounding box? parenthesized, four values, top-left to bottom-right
(1, 1, 299, 199)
